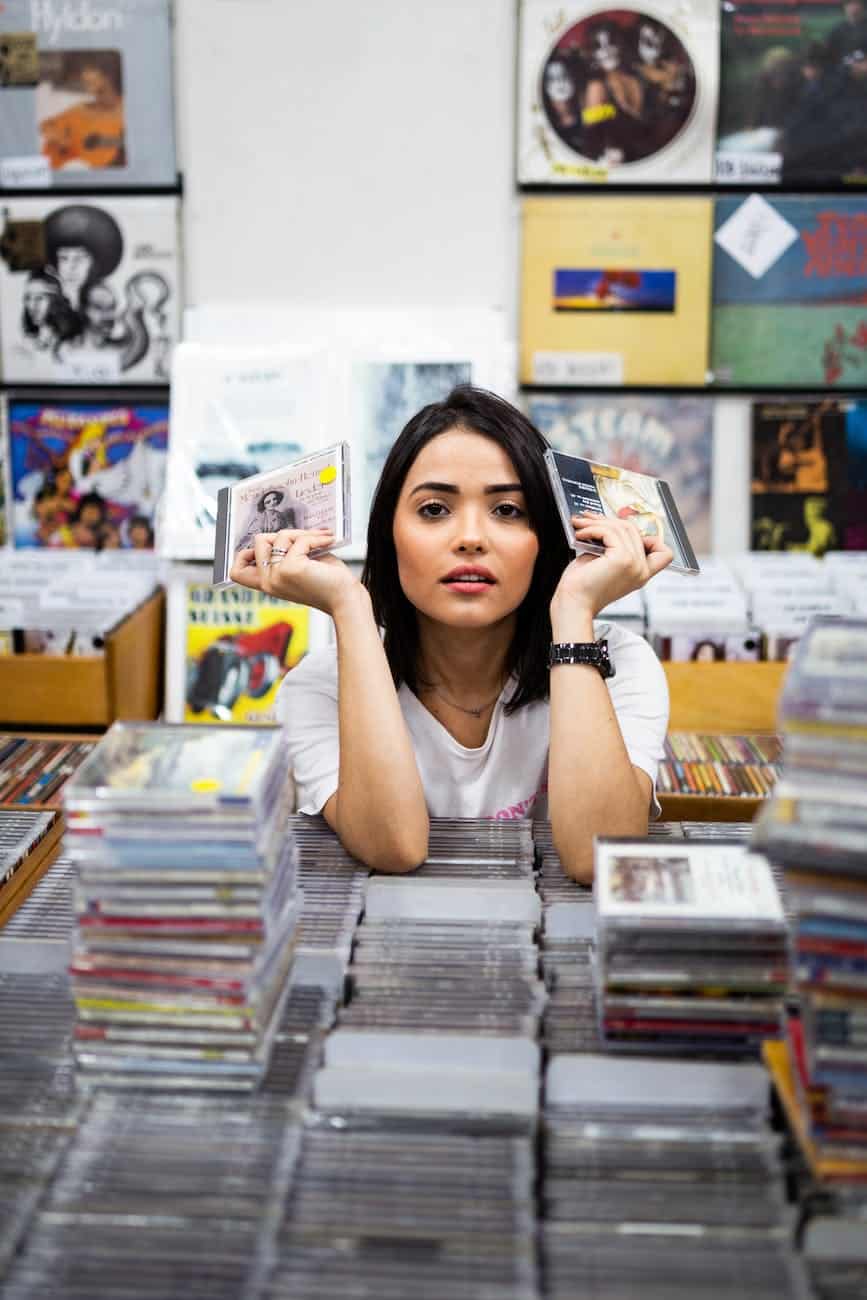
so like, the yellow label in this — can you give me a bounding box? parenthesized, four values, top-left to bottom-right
(191, 778, 221, 793)
(319, 465, 337, 485)
(582, 104, 616, 126)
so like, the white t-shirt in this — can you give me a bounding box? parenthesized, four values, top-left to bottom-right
(276, 621, 669, 822)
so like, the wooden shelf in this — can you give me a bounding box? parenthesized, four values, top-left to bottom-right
(664, 661, 788, 734)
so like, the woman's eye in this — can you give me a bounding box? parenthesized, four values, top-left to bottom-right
(493, 501, 526, 519)
(418, 501, 449, 518)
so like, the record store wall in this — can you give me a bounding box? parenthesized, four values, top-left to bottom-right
(174, 0, 520, 326)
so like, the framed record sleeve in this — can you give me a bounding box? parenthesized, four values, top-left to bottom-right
(0, 196, 180, 385)
(521, 195, 713, 386)
(165, 566, 332, 726)
(7, 389, 168, 549)
(0, 0, 176, 190)
(517, 0, 720, 185)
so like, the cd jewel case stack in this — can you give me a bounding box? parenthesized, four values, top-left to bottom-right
(62, 723, 300, 1092)
(755, 617, 867, 1249)
(594, 837, 789, 1056)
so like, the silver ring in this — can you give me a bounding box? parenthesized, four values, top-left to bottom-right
(270, 547, 288, 557)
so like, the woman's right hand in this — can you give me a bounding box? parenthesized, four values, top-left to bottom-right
(229, 528, 362, 616)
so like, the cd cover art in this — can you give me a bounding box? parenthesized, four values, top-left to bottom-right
(521, 196, 713, 386)
(717, 1, 867, 186)
(712, 194, 867, 388)
(517, 0, 720, 184)
(544, 447, 699, 573)
(0, 196, 180, 384)
(0, 0, 176, 188)
(528, 393, 713, 552)
(6, 391, 168, 549)
(212, 443, 350, 588)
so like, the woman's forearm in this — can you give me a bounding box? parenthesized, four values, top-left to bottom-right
(547, 606, 649, 884)
(329, 586, 429, 872)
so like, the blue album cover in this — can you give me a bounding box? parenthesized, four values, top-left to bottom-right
(8, 393, 168, 549)
(712, 194, 867, 387)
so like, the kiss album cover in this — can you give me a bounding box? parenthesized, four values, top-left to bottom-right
(517, 0, 719, 184)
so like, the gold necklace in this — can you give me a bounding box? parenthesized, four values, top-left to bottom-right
(418, 679, 503, 719)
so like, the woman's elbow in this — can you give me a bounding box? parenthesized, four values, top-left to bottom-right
(365, 836, 428, 875)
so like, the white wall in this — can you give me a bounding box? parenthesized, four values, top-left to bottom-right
(174, 0, 520, 327)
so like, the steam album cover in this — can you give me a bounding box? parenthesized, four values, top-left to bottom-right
(0, 0, 175, 189)
(521, 196, 713, 386)
(751, 396, 867, 553)
(528, 393, 713, 552)
(165, 569, 330, 726)
(5, 390, 168, 550)
(0, 196, 180, 384)
(712, 194, 867, 388)
(517, 0, 720, 184)
(717, 1, 867, 186)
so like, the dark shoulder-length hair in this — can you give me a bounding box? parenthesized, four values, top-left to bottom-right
(361, 385, 572, 713)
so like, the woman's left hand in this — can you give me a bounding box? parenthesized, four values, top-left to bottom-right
(551, 512, 674, 619)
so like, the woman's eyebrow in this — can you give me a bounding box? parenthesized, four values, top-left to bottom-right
(409, 481, 524, 496)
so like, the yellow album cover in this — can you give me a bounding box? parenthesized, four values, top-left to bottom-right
(183, 583, 309, 725)
(520, 196, 713, 386)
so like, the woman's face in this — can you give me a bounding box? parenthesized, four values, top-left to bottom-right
(392, 428, 539, 632)
(262, 492, 281, 509)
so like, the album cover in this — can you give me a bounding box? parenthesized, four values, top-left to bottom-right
(165, 567, 331, 725)
(528, 394, 713, 552)
(751, 398, 856, 554)
(717, 1, 867, 186)
(595, 840, 785, 922)
(517, 0, 720, 184)
(212, 442, 350, 588)
(0, 196, 179, 384)
(544, 447, 699, 573)
(521, 196, 713, 386)
(0, 0, 175, 189)
(712, 194, 867, 388)
(6, 390, 167, 549)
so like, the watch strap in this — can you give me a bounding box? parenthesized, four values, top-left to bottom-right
(548, 637, 615, 679)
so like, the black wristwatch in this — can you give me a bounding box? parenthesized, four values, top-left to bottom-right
(548, 636, 615, 679)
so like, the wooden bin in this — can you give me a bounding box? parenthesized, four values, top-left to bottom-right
(660, 661, 789, 823)
(0, 588, 165, 728)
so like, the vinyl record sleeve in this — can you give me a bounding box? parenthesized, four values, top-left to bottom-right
(6, 388, 167, 549)
(0, 0, 176, 189)
(544, 447, 699, 573)
(528, 393, 713, 552)
(712, 194, 867, 388)
(211, 441, 350, 588)
(164, 564, 332, 725)
(717, 1, 867, 187)
(517, 0, 719, 184)
(521, 196, 713, 386)
(0, 195, 180, 384)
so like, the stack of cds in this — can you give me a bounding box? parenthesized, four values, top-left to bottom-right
(594, 837, 789, 1056)
(542, 1055, 804, 1300)
(658, 732, 782, 799)
(63, 724, 301, 1092)
(755, 617, 867, 1266)
(271, 1120, 537, 1299)
(0, 1091, 302, 1300)
(288, 816, 368, 992)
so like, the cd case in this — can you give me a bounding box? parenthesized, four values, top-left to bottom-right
(544, 448, 699, 574)
(212, 442, 351, 587)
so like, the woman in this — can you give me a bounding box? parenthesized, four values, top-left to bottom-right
(230, 388, 672, 882)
